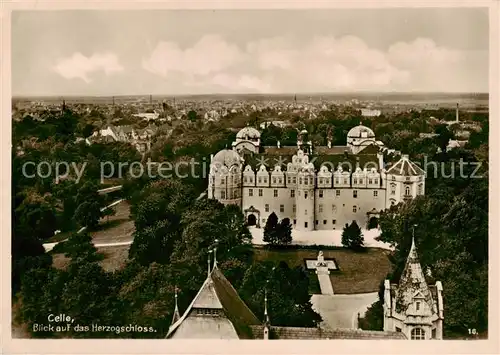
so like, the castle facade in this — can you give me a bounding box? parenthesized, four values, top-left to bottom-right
(208, 124, 425, 230)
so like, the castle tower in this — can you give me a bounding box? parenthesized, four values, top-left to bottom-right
(295, 151, 315, 231)
(383, 236, 444, 340)
(208, 149, 243, 207)
(384, 154, 425, 208)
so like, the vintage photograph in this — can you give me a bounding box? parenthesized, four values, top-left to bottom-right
(10, 7, 489, 342)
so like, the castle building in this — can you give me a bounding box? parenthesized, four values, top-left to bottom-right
(208, 124, 426, 230)
(383, 237, 444, 340)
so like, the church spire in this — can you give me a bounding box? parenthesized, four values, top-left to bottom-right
(396, 225, 432, 309)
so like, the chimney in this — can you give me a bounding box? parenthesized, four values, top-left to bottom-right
(456, 103, 459, 123)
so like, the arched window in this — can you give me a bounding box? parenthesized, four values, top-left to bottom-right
(411, 328, 425, 340)
(405, 186, 411, 196)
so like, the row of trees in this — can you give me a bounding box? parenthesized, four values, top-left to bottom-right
(18, 177, 322, 337)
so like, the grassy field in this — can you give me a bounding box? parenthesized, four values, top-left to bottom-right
(253, 247, 392, 294)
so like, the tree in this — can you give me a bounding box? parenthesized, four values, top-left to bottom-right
(239, 262, 322, 327)
(74, 200, 102, 229)
(187, 110, 198, 122)
(276, 218, 293, 245)
(263, 212, 279, 245)
(341, 221, 364, 250)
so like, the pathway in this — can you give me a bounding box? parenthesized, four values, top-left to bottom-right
(311, 292, 379, 329)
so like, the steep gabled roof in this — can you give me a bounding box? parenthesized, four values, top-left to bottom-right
(166, 266, 260, 339)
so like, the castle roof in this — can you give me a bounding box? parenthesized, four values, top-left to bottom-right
(212, 149, 242, 168)
(385, 154, 424, 176)
(347, 124, 375, 138)
(237, 126, 260, 139)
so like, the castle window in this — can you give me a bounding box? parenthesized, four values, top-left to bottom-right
(336, 190, 340, 197)
(405, 186, 411, 196)
(411, 328, 425, 340)
(221, 177, 225, 185)
(392, 176, 396, 181)
(305, 209, 308, 215)
(221, 191, 226, 199)
(406, 177, 411, 181)
(280, 204, 284, 213)
(278, 178, 282, 184)
(319, 178, 323, 184)
(293, 177, 297, 184)
(416, 301, 421, 311)
(319, 204, 323, 213)
(305, 222, 308, 228)
(332, 205, 337, 212)
(304, 192, 308, 199)
(396, 327, 402, 333)
(373, 190, 378, 197)
(353, 205, 357, 213)
(354, 178, 358, 184)
(258, 177, 262, 184)
(291, 190, 295, 198)
(344, 178, 348, 184)
(244, 177, 248, 183)
(374, 179, 378, 185)
(287, 177, 291, 184)
(259, 189, 263, 197)
(368, 178, 372, 184)
(293, 219, 296, 224)
(249, 189, 253, 197)
(335, 178, 340, 185)
(299, 177, 303, 184)
(323, 220, 327, 225)
(265, 204, 269, 212)
(359, 179, 363, 184)
(353, 190, 358, 198)
(390, 183, 396, 195)
(274, 189, 278, 197)
(273, 177, 276, 184)
(319, 190, 323, 198)
(332, 219, 336, 225)
(293, 204, 296, 213)
(316, 220, 319, 225)
(264, 178, 268, 184)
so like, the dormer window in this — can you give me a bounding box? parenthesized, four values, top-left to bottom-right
(416, 301, 421, 311)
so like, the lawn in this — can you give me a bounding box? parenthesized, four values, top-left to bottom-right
(52, 244, 131, 272)
(253, 246, 392, 294)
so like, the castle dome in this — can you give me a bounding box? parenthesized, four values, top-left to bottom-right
(347, 124, 375, 138)
(212, 149, 242, 168)
(236, 127, 260, 139)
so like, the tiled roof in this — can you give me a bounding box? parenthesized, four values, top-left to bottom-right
(249, 326, 407, 339)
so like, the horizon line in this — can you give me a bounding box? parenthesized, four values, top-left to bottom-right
(12, 91, 489, 99)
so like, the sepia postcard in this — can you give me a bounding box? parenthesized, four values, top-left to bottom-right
(2, 1, 499, 354)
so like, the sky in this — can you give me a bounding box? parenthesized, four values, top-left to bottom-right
(12, 8, 489, 96)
